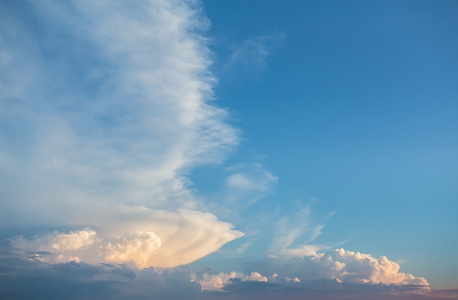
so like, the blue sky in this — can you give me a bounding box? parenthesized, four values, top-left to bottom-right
(195, 0, 458, 288)
(0, 0, 457, 299)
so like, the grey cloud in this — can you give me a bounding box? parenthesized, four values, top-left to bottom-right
(204, 279, 445, 300)
(1, 249, 454, 300)
(0, 248, 200, 300)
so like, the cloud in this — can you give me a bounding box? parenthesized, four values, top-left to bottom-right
(235, 242, 253, 254)
(11, 228, 98, 254)
(199, 271, 268, 291)
(226, 163, 278, 192)
(0, 0, 242, 268)
(0, 0, 238, 214)
(204, 279, 438, 300)
(269, 203, 329, 255)
(282, 248, 429, 285)
(0, 1, 444, 299)
(1, 246, 452, 300)
(225, 32, 286, 70)
(0, 250, 202, 300)
(11, 209, 243, 268)
(247, 248, 428, 289)
(104, 231, 163, 267)
(218, 163, 279, 209)
(199, 249, 429, 298)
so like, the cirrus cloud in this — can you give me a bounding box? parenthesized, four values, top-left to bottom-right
(0, 0, 241, 268)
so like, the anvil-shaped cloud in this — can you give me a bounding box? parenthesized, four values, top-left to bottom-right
(12, 209, 243, 268)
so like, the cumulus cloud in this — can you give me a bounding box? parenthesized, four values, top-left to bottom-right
(3, 250, 448, 300)
(11, 228, 97, 254)
(11, 230, 91, 264)
(104, 231, 163, 267)
(197, 249, 430, 299)
(0, 0, 242, 268)
(11, 209, 243, 268)
(199, 271, 268, 291)
(242, 248, 429, 290)
(0, 246, 449, 300)
(281, 248, 429, 286)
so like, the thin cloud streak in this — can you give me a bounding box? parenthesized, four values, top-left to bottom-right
(224, 32, 286, 70)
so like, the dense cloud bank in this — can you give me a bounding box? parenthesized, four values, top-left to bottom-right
(0, 249, 201, 300)
(0, 250, 454, 300)
(204, 281, 454, 300)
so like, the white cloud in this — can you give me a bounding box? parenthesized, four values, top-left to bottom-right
(276, 244, 326, 257)
(1, 0, 241, 267)
(222, 163, 278, 208)
(11, 228, 97, 254)
(11, 209, 244, 268)
(269, 203, 328, 255)
(104, 231, 162, 267)
(198, 248, 428, 292)
(51, 229, 98, 251)
(235, 242, 253, 254)
(200, 271, 268, 291)
(0, 0, 238, 215)
(0, 250, 437, 299)
(226, 164, 278, 192)
(271, 248, 428, 286)
(225, 32, 286, 70)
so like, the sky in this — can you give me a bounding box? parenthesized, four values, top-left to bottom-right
(0, 0, 457, 299)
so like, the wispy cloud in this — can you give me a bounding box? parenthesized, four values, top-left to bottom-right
(269, 203, 328, 255)
(226, 164, 278, 192)
(224, 32, 286, 70)
(223, 163, 278, 207)
(0, 0, 241, 267)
